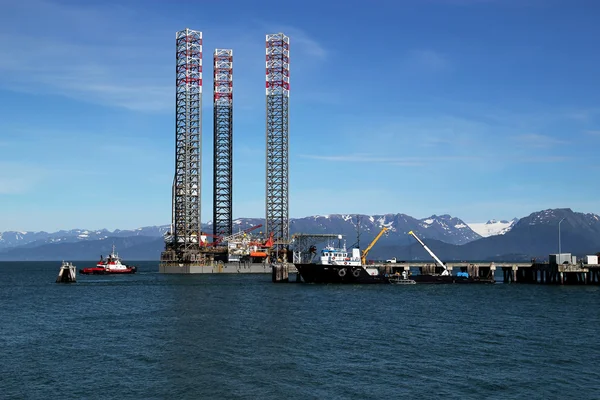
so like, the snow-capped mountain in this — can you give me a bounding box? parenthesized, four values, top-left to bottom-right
(467, 218, 519, 238)
(0, 226, 171, 250)
(0, 213, 480, 252)
(3, 208, 600, 261)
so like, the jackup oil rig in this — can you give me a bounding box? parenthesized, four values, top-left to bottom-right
(160, 29, 291, 273)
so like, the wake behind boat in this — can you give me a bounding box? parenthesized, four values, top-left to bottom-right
(80, 245, 137, 275)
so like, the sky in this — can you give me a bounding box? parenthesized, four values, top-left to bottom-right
(1, 0, 600, 232)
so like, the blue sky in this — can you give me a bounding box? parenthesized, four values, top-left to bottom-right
(1, 0, 600, 231)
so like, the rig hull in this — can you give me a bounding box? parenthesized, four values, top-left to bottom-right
(159, 262, 273, 274)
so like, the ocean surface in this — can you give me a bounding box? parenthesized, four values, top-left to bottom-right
(1, 262, 600, 399)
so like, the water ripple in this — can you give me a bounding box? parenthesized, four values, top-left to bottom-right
(1, 262, 600, 399)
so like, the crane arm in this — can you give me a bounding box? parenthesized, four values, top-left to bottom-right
(219, 224, 263, 244)
(361, 226, 388, 265)
(408, 230, 449, 275)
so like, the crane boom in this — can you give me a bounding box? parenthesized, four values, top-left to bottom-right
(361, 226, 388, 265)
(219, 224, 263, 244)
(408, 230, 449, 275)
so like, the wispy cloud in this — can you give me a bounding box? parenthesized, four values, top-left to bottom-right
(423, 0, 545, 6)
(513, 133, 566, 148)
(0, 2, 330, 111)
(405, 49, 451, 72)
(300, 154, 427, 166)
(0, 0, 172, 112)
(0, 33, 172, 112)
(0, 162, 48, 194)
(563, 108, 600, 122)
(430, 0, 497, 5)
(292, 32, 327, 58)
(256, 22, 328, 59)
(584, 130, 600, 136)
(299, 153, 560, 166)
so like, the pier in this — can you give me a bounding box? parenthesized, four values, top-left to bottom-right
(385, 261, 600, 285)
(159, 258, 600, 285)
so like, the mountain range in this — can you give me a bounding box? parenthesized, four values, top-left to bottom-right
(1, 208, 598, 261)
(0, 213, 481, 252)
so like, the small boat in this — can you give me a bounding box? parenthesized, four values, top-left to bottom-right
(80, 245, 137, 275)
(387, 271, 416, 285)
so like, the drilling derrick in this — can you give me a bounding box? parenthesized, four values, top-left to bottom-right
(265, 33, 290, 247)
(160, 28, 203, 267)
(213, 49, 233, 239)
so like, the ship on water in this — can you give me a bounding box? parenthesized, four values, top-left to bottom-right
(294, 240, 389, 284)
(294, 229, 495, 284)
(295, 229, 395, 284)
(80, 245, 137, 275)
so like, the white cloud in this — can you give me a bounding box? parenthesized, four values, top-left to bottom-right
(513, 133, 566, 147)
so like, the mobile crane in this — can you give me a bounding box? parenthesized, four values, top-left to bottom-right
(361, 226, 388, 265)
(408, 230, 450, 276)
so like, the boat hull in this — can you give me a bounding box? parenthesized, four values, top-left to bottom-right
(295, 264, 388, 284)
(79, 266, 137, 275)
(411, 274, 495, 284)
(295, 264, 495, 285)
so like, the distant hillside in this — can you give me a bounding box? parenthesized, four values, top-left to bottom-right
(370, 209, 600, 261)
(0, 213, 480, 260)
(0, 226, 170, 250)
(2, 209, 598, 261)
(0, 236, 162, 261)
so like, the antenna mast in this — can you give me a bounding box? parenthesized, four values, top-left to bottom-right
(355, 215, 361, 249)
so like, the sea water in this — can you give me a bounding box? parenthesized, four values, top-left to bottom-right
(1, 261, 599, 399)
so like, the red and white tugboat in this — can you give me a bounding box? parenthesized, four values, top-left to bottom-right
(80, 245, 137, 275)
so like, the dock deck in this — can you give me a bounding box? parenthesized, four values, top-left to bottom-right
(382, 261, 600, 285)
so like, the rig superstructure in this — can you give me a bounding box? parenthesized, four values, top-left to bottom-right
(265, 33, 290, 248)
(161, 28, 203, 266)
(213, 49, 233, 239)
(160, 29, 291, 273)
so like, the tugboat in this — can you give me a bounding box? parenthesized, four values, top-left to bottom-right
(80, 245, 137, 275)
